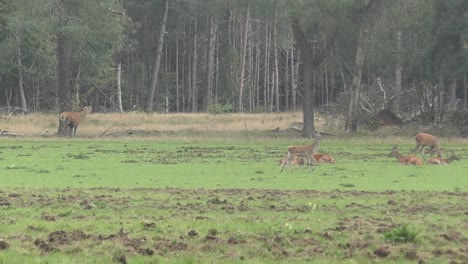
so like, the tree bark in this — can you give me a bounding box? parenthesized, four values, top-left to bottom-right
(392, 30, 402, 115)
(205, 15, 216, 112)
(15, 34, 27, 114)
(117, 60, 123, 114)
(191, 19, 198, 112)
(345, 27, 369, 132)
(146, 0, 170, 112)
(291, 17, 328, 137)
(238, 0, 250, 112)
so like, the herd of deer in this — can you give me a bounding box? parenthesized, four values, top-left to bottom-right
(56, 108, 460, 168)
(280, 132, 460, 172)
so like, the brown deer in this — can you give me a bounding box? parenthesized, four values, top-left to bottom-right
(427, 151, 460, 165)
(280, 132, 321, 172)
(413, 132, 441, 160)
(389, 146, 423, 165)
(279, 155, 306, 166)
(313, 153, 336, 163)
(58, 106, 92, 137)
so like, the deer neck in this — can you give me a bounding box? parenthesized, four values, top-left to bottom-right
(394, 150, 404, 161)
(312, 139, 320, 152)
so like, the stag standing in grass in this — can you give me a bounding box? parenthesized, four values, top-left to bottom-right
(427, 151, 460, 165)
(280, 132, 321, 172)
(58, 106, 92, 137)
(389, 145, 423, 165)
(413, 132, 441, 160)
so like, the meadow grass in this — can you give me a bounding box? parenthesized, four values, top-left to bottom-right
(0, 138, 466, 191)
(0, 112, 467, 263)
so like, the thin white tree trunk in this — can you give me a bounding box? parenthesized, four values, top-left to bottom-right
(238, 1, 250, 112)
(146, 0, 170, 112)
(117, 61, 123, 113)
(16, 34, 28, 113)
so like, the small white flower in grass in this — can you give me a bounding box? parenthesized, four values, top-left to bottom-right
(284, 222, 292, 229)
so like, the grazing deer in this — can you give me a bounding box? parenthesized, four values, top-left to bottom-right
(427, 151, 460, 165)
(58, 106, 92, 137)
(280, 132, 321, 172)
(389, 146, 423, 165)
(313, 153, 336, 163)
(413, 132, 441, 160)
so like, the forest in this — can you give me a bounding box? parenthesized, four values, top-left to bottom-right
(0, 0, 467, 134)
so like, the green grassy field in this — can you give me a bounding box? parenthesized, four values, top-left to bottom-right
(0, 136, 467, 263)
(1, 138, 467, 191)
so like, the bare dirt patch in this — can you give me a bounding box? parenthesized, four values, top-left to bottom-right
(2, 188, 467, 263)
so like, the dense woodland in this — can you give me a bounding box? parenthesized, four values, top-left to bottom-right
(0, 0, 467, 135)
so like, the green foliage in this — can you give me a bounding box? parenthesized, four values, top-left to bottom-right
(383, 225, 419, 243)
(208, 102, 233, 114)
(448, 110, 468, 126)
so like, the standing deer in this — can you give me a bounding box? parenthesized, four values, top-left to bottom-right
(388, 145, 423, 165)
(58, 106, 92, 137)
(413, 132, 441, 160)
(280, 132, 321, 172)
(427, 151, 460, 165)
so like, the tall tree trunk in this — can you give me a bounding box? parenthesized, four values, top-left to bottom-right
(15, 34, 27, 114)
(447, 79, 457, 110)
(284, 49, 289, 111)
(191, 19, 198, 112)
(272, 13, 279, 113)
(345, 27, 369, 132)
(146, 0, 170, 112)
(205, 15, 216, 112)
(176, 28, 180, 112)
(117, 60, 123, 114)
(291, 17, 328, 137)
(238, 0, 250, 112)
(392, 30, 402, 115)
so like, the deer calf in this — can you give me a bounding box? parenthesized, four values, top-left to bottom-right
(280, 132, 321, 172)
(59, 106, 92, 137)
(413, 132, 441, 160)
(389, 146, 423, 165)
(427, 151, 460, 165)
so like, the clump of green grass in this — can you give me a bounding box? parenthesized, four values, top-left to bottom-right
(383, 225, 418, 243)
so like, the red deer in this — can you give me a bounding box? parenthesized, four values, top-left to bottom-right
(427, 151, 460, 165)
(389, 146, 423, 165)
(58, 106, 92, 137)
(313, 153, 336, 163)
(413, 132, 441, 160)
(279, 155, 306, 166)
(281, 132, 321, 172)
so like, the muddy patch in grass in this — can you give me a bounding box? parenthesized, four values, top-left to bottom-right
(2, 188, 467, 263)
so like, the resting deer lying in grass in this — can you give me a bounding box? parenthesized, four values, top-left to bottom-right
(279, 153, 335, 165)
(279, 155, 306, 166)
(413, 132, 441, 160)
(388, 146, 423, 165)
(59, 106, 92, 137)
(280, 132, 321, 172)
(313, 153, 336, 163)
(427, 151, 460, 165)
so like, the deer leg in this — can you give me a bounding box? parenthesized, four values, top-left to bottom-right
(73, 124, 78, 136)
(280, 153, 291, 173)
(420, 146, 427, 160)
(412, 143, 419, 154)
